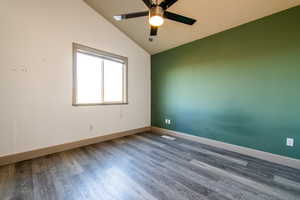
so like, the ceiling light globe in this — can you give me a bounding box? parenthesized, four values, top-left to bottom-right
(149, 16, 164, 27)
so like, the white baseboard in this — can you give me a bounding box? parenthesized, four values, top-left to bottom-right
(151, 126, 300, 170)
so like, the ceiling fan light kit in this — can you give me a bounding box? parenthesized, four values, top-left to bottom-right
(149, 6, 164, 27)
(113, 0, 197, 38)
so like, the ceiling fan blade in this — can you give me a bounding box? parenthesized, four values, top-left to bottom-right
(114, 11, 149, 20)
(142, 0, 152, 8)
(150, 26, 158, 36)
(159, 0, 178, 10)
(164, 11, 196, 25)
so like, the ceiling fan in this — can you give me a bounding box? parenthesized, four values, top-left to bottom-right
(113, 0, 197, 37)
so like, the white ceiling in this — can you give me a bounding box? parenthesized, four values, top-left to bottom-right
(84, 0, 300, 54)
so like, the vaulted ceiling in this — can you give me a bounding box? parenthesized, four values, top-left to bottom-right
(84, 0, 300, 54)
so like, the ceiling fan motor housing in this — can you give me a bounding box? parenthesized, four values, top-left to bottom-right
(149, 6, 164, 19)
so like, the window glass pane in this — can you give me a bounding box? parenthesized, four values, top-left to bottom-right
(76, 52, 102, 104)
(103, 60, 124, 102)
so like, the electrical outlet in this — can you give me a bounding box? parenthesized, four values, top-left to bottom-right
(286, 138, 294, 147)
(165, 119, 171, 125)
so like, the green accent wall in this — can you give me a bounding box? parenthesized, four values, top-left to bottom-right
(151, 6, 300, 159)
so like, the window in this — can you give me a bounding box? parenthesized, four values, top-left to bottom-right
(73, 43, 128, 106)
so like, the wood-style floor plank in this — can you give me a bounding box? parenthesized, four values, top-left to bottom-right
(0, 132, 299, 200)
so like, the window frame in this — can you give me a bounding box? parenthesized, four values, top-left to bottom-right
(72, 43, 128, 106)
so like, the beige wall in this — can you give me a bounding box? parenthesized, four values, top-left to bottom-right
(0, 0, 151, 156)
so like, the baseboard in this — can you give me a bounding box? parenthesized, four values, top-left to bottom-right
(0, 126, 151, 166)
(151, 126, 300, 170)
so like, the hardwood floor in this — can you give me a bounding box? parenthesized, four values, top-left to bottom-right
(0, 132, 300, 200)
